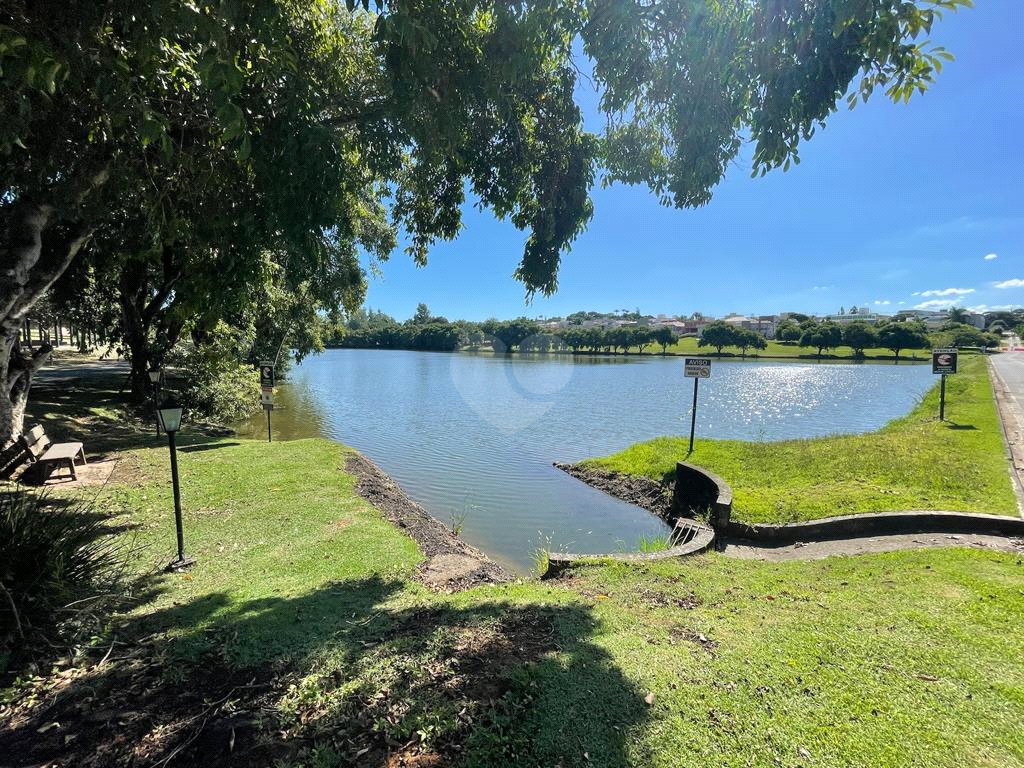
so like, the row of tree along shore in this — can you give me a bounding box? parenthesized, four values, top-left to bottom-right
(328, 305, 1003, 359)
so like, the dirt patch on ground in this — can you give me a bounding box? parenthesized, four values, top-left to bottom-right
(0, 651, 291, 768)
(345, 453, 513, 591)
(722, 533, 1024, 561)
(0, 606, 562, 768)
(554, 462, 673, 518)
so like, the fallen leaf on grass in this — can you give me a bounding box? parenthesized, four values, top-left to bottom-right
(798, 745, 811, 759)
(644, 692, 655, 705)
(915, 673, 939, 682)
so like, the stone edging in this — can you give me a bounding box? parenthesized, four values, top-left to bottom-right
(727, 510, 1024, 544)
(542, 524, 715, 578)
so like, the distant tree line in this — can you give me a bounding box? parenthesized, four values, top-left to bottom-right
(331, 304, 1006, 359)
(330, 305, 682, 354)
(773, 316, 998, 359)
(696, 321, 769, 357)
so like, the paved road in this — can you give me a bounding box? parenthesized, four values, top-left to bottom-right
(987, 351, 1024, 517)
(35, 358, 129, 383)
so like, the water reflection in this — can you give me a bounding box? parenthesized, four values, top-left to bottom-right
(238, 350, 933, 573)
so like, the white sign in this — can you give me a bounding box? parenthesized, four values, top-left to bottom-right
(684, 357, 712, 378)
(260, 391, 273, 405)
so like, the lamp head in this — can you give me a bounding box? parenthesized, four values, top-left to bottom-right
(157, 400, 183, 433)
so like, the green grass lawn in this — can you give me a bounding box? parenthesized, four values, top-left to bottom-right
(4, 362, 1024, 767)
(581, 355, 1018, 523)
(664, 335, 924, 360)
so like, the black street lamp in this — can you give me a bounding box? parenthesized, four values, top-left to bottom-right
(158, 401, 195, 571)
(148, 368, 163, 435)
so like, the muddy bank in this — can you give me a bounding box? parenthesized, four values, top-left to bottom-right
(345, 452, 514, 590)
(554, 461, 674, 519)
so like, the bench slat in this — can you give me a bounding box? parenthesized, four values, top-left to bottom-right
(41, 443, 84, 462)
(23, 425, 45, 447)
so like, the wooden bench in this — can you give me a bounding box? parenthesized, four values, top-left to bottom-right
(20, 425, 88, 482)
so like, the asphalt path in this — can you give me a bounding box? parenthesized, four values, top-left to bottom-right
(35, 358, 129, 383)
(987, 350, 1024, 518)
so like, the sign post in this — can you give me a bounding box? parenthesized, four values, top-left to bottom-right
(683, 357, 712, 452)
(931, 348, 958, 421)
(259, 361, 275, 442)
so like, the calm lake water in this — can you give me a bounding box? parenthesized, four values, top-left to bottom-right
(239, 350, 933, 573)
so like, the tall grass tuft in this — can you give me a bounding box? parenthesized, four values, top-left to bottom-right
(0, 490, 130, 670)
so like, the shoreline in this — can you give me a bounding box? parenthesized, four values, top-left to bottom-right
(325, 344, 933, 364)
(344, 451, 515, 589)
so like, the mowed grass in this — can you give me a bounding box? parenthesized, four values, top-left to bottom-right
(555, 550, 1024, 768)
(665, 335, 923, 360)
(581, 355, 1018, 522)
(8, 431, 1024, 766)
(94, 437, 425, 664)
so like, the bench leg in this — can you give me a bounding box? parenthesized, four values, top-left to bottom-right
(68, 458, 77, 481)
(77, 447, 87, 466)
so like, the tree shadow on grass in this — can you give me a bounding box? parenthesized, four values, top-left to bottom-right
(1, 577, 649, 768)
(178, 442, 242, 454)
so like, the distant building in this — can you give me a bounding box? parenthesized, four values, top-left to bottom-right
(720, 314, 777, 338)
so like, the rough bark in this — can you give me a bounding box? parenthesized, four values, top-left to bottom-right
(0, 166, 110, 446)
(0, 327, 52, 451)
(1, 204, 92, 448)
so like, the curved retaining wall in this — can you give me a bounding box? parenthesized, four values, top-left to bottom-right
(542, 524, 715, 578)
(672, 461, 733, 531)
(728, 510, 1024, 544)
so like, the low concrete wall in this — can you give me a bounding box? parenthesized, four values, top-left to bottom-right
(543, 524, 715, 578)
(728, 511, 1024, 544)
(672, 462, 733, 530)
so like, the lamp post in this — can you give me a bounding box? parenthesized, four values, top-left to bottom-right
(158, 402, 195, 571)
(148, 368, 163, 435)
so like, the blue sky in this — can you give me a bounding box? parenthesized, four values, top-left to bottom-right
(362, 0, 1024, 322)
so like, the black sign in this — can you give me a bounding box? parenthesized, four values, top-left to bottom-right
(932, 349, 958, 375)
(259, 361, 275, 388)
(684, 357, 712, 378)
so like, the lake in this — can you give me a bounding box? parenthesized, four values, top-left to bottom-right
(238, 350, 934, 573)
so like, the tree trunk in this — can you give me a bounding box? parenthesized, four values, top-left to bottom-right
(0, 327, 52, 451)
(1, 197, 99, 446)
(119, 268, 152, 403)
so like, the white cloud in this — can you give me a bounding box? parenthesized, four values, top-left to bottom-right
(898, 301, 905, 305)
(968, 304, 1015, 312)
(914, 299, 958, 310)
(810, 286, 831, 291)
(873, 300, 891, 306)
(985, 253, 998, 261)
(994, 278, 1024, 289)
(916, 287, 975, 298)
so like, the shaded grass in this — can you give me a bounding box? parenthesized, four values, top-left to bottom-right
(581, 356, 1017, 522)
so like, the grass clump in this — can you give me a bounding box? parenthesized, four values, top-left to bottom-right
(0, 490, 129, 670)
(638, 534, 671, 553)
(582, 356, 1017, 522)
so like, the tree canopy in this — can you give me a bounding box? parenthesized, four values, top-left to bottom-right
(0, 0, 975, 446)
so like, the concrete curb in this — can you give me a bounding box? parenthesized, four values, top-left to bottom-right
(726, 510, 1024, 544)
(543, 524, 715, 578)
(986, 357, 1024, 518)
